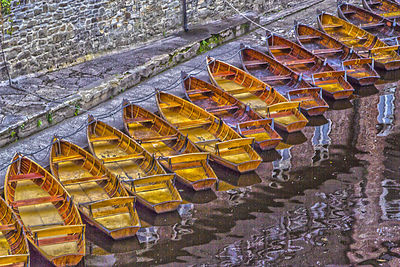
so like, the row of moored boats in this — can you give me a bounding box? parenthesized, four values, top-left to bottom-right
(2, 0, 400, 266)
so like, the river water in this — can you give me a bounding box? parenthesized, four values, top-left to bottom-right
(67, 66, 400, 266)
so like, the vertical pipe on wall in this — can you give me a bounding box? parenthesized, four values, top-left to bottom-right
(182, 0, 189, 32)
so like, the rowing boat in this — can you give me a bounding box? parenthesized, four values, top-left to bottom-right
(181, 73, 282, 150)
(5, 154, 85, 267)
(265, 32, 355, 99)
(338, 3, 400, 46)
(87, 116, 182, 214)
(156, 91, 262, 173)
(239, 44, 329, 115)
(294, 23, 380, 86)
(0, 197, 29, 267)
(122, 100, 218, 191)
(318, 12, 400, 70)
(50, 138, 141, 239)
(362, 0, 400, 21)
(206, 57, 309, 133)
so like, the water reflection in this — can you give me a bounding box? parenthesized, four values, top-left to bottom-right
(326, 98, 353, 110)
(312, 119, 332, 165)
(272, 148, 292, 181)
(377, 89, 395, 137)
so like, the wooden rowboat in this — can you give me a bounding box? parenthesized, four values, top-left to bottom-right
(206, 57, 308, 133)
(338, 3, 400, 46)
(295, 23, 380, 86)
(122, 100, 218, 191)
(87, 116, 182, 214)
(265, 32, 355, 99)
(156, 91, 262, 173)
(181, 73, 282, 150)
(239, 45, 329, 115)
(50, 138, 141, 240)
(362, 0, 400, 21)
(5, 154, 85, 267)
(0, 197, 29, 267)
(318, 12, 400, 70)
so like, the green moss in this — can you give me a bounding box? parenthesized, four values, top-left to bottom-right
(47, 113, 53, 124)
(197, 34, 223, 55)
(37, 119, 42, 128)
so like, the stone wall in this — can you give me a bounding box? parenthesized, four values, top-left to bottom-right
(0, 0, 288, 80)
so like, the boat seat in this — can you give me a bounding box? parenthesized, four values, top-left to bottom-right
(298, 35, 322, 42)
(240, 128, 266, 135)
(229, 86, 265, 95)
(323, 23, 343, 29)
(212, 71, 236, 77)
(62, 175, 109, 186)
(382, 12, 400, 19)
(206, 105, 239, 114)
(0, 224, 16, 231)
(312, 48, 342, 55)
(176, 119, 211, 130)
(342, 10, 356, 15)
(283, 58, 315, 66)
(0, 255, 29, 266)
(52, 154, 85, 163)
(339, 36, 367, 42)
(8, 173, 44, 182)
(261, 75, 292, 82)
(195, 139, 220, 146)
(79, 196, 135, 210)
(314, 79, 339, 85)
(243, 60, 269, 67)
(90, 135, 120, 142)
(361, 22, 385, 30)
(125, 117, 154, 124)
(186, 89, 212, 95)
(158, 102, 181, 109)
(28, 222, 65, 229)
(32, 224, 84, 246)
(10, 195, 64, 208)
(102, 153, 145, 163)
(139, 134, 178, 143)
(268, 45, 291, 51)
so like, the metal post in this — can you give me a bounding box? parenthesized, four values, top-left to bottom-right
(182, 0, 188, 32)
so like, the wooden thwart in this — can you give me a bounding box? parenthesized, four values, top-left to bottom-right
(102, 153, 145, 163)
(138, 134, 178, 143)
(298, 35, 322, 42)
(212, 71, 235, 77)
(268, 45, 291, 50)
(62, 175, 109, 185)
(79, 196, 135, 210)
(53, 154, 85, 163)
(261, 75, 292, 82)
(90, 135, 120, 142)
(283, 58, 315, 66)
(8, 173, 44, 182)
(312, 48, 342, 55)
(243, 60, 269, 67)
(0, 255, 29, 266)
(11, 195, 64, 208)
(206, 105, 239, 114)
(0, 224, 16, 231)
(361, 22, 385, 29)
(187, 89, 212, 95)
(176, 119, 211, 130)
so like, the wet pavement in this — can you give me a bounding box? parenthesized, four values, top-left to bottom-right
(4, 0, 400, 266)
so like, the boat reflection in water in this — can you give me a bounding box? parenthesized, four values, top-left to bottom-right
(312, 119, 332, 165)
(377, 88, 395, 137)
(272, 148, 292, 181)
(212, 163, 262, 189)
